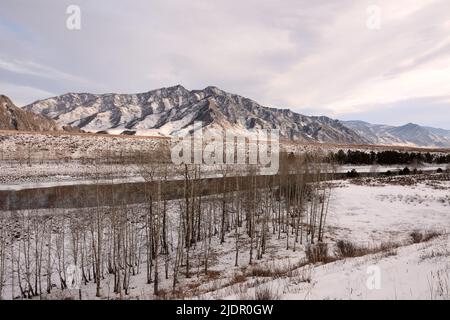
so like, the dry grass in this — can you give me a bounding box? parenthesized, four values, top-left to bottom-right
(334, 240, 400, 259)
(410, 230, 443, 244)
(254, 286, 280, 300)
(205, 270, 221, 281)
(306, 243, 334, 264)
(247, 264, 289, 278)
(334, 240, 359, 258)
(290, 266, 313, 284)
(230, 273, 248, 285)
(420, 248, 450, 261)
(335, 230, 444, 261)
(246, 259, 308, 279)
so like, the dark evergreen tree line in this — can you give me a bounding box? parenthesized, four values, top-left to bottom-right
(329, 150, 450, 165)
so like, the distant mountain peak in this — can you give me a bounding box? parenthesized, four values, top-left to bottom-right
(343, 120, 450, 148)
(203, 86, 226, 95)
(402, 122, 420, 128)
(160, 84, 189, 93)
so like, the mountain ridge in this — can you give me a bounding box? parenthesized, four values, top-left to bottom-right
(342, 120, 450, 148)
(17, 86, 450, 147)
(23, 85, 368, 144)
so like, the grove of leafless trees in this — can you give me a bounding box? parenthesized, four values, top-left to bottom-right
(0, 150, 333, 300)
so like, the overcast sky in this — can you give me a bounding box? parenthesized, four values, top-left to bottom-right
(1, 0, 449, 129)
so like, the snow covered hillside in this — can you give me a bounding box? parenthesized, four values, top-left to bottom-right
(23, 86, 366, 144)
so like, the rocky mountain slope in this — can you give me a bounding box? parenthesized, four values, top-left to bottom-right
(23, 86, 367, 144)
(20, 86, 450, 147)
(0, 94, 62, 132)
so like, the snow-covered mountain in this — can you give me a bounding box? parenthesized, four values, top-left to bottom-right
(23, 85, 367, 144)
(343, 120, 450, 148)
(21, 86, 450, 147)
(425, 126, 450, 139)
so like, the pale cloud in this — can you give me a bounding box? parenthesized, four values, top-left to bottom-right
(0, 0, 449, 128)
(336, 95, 450, 129)
(0, 81, 55, 106)
(323, 52, 450, 111)
(0, 57, 91, 83)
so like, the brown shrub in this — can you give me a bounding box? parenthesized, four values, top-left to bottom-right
(205, 270, 221, 280)
(306, 243, 332, 263)
(334, 240, 400, 259)
(335, 240, 359, 258)
(254, 286, 280, 300)
(230, 273, 247, 285)
(410, 230, 442, 244)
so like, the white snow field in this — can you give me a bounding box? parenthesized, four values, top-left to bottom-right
(215, 179, 450, 300)
(192, 178, 450, 300)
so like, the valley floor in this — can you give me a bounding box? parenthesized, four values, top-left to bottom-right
(0, 159, 445, 191)
(1, 131, 448, 190)
(1, 175, 448, 300)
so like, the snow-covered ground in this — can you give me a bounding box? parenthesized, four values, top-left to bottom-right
(327, 179, 450, 244)
(200, 178, 450, 300)
(1, 131, 449, 300)
(207, 236, 450, 300)
(280, 237, 450, 300)
(2, 175, 448, 300)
